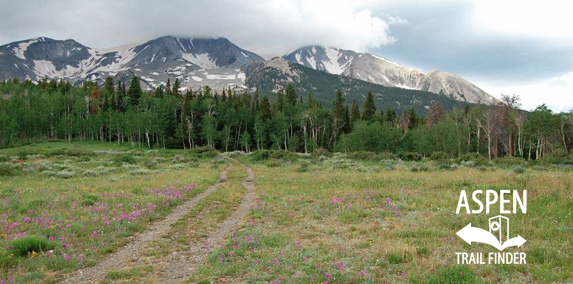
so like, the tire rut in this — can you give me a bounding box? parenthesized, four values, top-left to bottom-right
(61, 164, 232, 284)
(158, 163, 255, 283)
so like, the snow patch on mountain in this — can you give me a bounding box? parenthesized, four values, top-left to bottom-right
(13, 39, 38, 60)
(181, 53, 218, 69)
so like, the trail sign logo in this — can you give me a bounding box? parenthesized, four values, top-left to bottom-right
(454, 190, 528, 264)
(456, 215, 526, 251)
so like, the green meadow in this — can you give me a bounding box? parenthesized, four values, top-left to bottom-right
(0, 142, 571, 283)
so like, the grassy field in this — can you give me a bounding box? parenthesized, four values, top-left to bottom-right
(0, 141, 221, 283)
(189, 155, 572, 283)
(1, 142, 572, 283)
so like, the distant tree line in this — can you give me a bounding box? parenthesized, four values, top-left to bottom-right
(0, 77, 572, 160)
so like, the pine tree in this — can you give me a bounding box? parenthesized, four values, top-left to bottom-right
(260, 96, 271, 121)
(127, 76, 142, 106)
(155, 86, 164, 98)
(165, 79, 172, 96)
(334, 90, 345, 123)
(307, 93, 317, 108)
(386, 108, 397, 124)
(172, 78, 181, 97)
(286, 84, 297, 106)
(351, 100, 360, 124)
(343, 105, 351, 133)
(221, 89, 227, 102)
(276, 90, 285, 112)
(362, 91, 376, 121)
(253, 88, 260, 111)
(104, 77, 114, 95)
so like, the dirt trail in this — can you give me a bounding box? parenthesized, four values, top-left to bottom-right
(61, 164, 232, 284)
(159, 164, 255, 283)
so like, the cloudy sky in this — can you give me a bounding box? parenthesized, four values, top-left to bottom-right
(0, 0, 572, 112)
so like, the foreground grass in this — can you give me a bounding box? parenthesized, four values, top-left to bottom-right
(191, 157, 572, 283)
(0, 142, 221, 283)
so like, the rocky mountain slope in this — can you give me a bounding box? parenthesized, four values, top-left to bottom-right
(242, 57, 476, 114)
(0, 36, 264, 91)
(284, 45, 497, 104)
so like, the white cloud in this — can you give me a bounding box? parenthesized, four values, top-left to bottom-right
(473, 0, 573, 39)
(216, 0, 398, 55)
(478, 72, 573, 113)
(0, 0, 398, 56)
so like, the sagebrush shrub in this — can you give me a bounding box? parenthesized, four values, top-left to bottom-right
(65, 149, 94, 157)
(113, 155, 136, 165)
(429, 151, 450, 161)
(398, 152, 422, 161)
(0, 164, 21, 176)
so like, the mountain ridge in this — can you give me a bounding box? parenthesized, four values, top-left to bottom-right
(0, 36, 496, 106)
(283, 45, 497, 104)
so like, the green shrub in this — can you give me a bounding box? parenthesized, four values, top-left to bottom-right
(65, 149, 94, 157)
(189, 146, 219, 158)
(251, 150, 299, 162)
(0, 155, 10, 162)
(82, 170, 99, 177)
(268, 150, 299, 162)
(46, 148, 66, 156)
(170, 155, 185, 163)
(9, 236, 57, 256)
(213, 157, 226, 164)
(0, 164, 21, 176)
(439, 164, 458, 171)
(82, 194, 99, 202)
(457, 153, 489, 166)
(429, 151, 450, 161)
(250, 150, 270, 161)
(387, 253, 403, 264)
(152, 157, 167, 163)
(172, 163, 186, 170)
(296, 163, 309, 172)
(458, 153, 482, 161)
(130, 168, 150, 175)
(56, 170, 75, 179)
(347, 151, 377, 161)
(310, 148, 331, 159)
(495, 156, 527, 166)
(28, 199, 47, 210)
(144, 160, 157, 169)
(513, 166, 525, 174)
(541, 148, 573, 165)
(80, 199, 95, 206)
(18, 150, 33, 159)
(316, 155, 327, 164)
(113, 154, 137, 165)
(266, 159, 282, 167)
(411, 165, 430, 172)
(377, 152, 397, 160)
(399, 152, 422, 161)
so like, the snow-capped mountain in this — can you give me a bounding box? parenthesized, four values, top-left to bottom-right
(0, 36, 495, 106)
(282, 46, 357, 75)
(242, 57, 474, 114)
(283, 46, 497, 105)
(0, 36, 264, 91)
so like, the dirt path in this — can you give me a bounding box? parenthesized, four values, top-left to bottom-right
(160, 165, 255, 283)
(61, 164, 232, 284)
